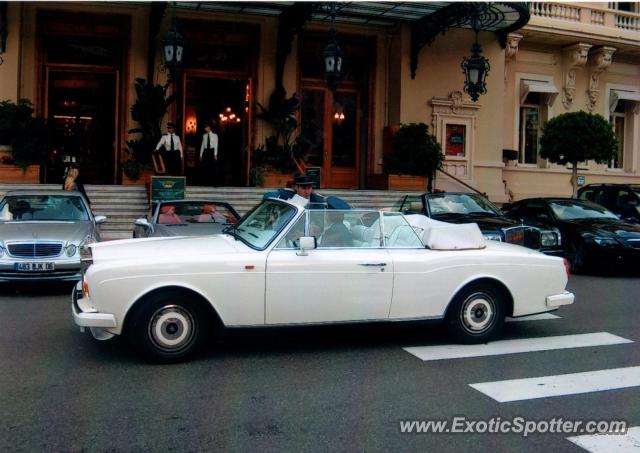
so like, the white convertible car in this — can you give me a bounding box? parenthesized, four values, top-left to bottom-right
(72, 198, 574, 362)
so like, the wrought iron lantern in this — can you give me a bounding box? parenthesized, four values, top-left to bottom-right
(460, 4, 491, 103)
(323, 4, 343, 91)
(461, 39, 490, 102)
(161, 9, 184, 81)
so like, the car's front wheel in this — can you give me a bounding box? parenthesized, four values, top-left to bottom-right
(127, 291, 209, 362)
(445, 283, 506, 344)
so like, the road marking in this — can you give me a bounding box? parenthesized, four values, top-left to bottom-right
(506, 313, 561, 322)
(567, 427, 640, 452)
(404, 332, 632, 361)
(470, 366, 640, 402)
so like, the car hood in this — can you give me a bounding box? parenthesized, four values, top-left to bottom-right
(564, 218, 640, 237)
(431, 214, 516, 231)
(90, 233, 244, 262)
(0, 221, 93, 243)
(152, 223, 228, 237)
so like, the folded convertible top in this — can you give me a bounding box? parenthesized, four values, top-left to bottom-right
(405, 214, 486, 250)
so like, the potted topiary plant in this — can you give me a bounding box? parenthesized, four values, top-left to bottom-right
(123, 79, 175, 184)
(0, 99, 47, 182)
(384, 123, 443, 191)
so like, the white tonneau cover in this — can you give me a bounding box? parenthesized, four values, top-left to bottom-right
(405, 214, 486, 250)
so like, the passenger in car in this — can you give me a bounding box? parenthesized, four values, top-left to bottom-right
(320, 211, 353, 247)
(158, 205, 181, 224)
(196, 204, 227, 223)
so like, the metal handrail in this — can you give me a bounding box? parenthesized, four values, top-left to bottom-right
(436, 168, 487, 196)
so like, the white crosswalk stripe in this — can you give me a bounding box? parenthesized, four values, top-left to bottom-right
(567, 426, 640, 452)
(506, 313, 561, 322)
(404, 332, 632, 361)
(470, 366, 640, 402)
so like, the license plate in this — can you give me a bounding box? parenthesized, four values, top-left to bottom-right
(14, 262, 55, 272)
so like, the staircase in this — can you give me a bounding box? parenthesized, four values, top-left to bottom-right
(1, 184, 418, 240)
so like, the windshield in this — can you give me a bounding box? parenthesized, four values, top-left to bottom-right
(549, 201, 618, 220)
(231, 200, 298, 249)
(426, 193, 500, 216)
(632, 186, 640, 199)
(157, 201, 237, 225)
(0, 195, 89, 222)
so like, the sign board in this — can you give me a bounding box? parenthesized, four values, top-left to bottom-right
(445, 124, 466, 156)
(305, 167, 321, 189)
(150, 176, 186, 202)
(576, 175, 585, 186)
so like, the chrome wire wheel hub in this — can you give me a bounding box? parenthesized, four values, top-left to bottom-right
(148, 305, 196, 352)
(460, 293, 495, 333)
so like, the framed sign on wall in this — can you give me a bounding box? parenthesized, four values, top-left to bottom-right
(445, 124, 466, 157)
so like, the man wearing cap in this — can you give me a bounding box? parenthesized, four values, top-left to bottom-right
(155, 122, 183, 176)
(263, 174, 325, 206)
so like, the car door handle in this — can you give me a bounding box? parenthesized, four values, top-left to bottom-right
(358, 263, 387, 267)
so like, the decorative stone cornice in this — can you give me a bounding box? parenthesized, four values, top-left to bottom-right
(430, 91, 481, 116)
(561, 43, 592, 109)
(586, 46, 616, 112)
(504, 33, 523, 84)
(505, 33, 523, 62)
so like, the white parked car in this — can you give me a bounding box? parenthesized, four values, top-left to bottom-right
(72, 198, 574, 362)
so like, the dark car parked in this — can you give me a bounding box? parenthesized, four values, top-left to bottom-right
(393, 192, 563, 255)
(577, 184, 640, 223)
(502, 198, 640, 273)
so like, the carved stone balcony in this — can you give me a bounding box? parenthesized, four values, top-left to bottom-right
(526, 2, 640, 54)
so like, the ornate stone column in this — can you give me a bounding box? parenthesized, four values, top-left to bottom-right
(586, 46, 616, 112)
(561, 43, 591, 110)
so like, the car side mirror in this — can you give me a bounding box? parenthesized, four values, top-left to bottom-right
(135, 218, 150, 228)
(536, 213, 549, 221)
(94, 215, 107, 224)
(297, 236, 317, 256)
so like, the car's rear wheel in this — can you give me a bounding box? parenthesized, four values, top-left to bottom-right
(128, 291, 209, 362)
(446, 283, 505, 344)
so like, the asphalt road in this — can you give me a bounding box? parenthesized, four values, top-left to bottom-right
(1, 275, 639, 452)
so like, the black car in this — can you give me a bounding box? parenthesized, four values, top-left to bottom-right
(502, 198, 640, 273)
(577, 184, 640, 223)
(393, 192, 563, 255)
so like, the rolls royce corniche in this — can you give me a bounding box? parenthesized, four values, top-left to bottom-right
(0, 190, 106, 281)
(133, 200, 239, 238)
(72, 198, 574, 362)
(393, 192, 563, 256)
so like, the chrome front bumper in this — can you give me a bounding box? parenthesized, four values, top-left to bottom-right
(546, 291, 575, 308)
(71, 281, 117, 330)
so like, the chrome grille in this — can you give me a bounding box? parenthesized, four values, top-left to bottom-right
(503, 227, 542, 250)
(7, 242, 63, 258)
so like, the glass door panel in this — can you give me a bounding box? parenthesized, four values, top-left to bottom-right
(331, 91, 357, 168)
(300, 89, 325, 168)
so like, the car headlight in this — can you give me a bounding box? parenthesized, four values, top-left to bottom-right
(541, 231, 559, 247)
(593, 237, 619, 246)
(483, 233, 502, 242)
(0, 246, 4, 258)
(65, 244, 77, 257)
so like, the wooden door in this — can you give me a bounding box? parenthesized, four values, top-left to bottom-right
(300, 85, 360, 189)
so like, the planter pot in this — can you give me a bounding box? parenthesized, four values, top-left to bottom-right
(0, 164, 40, 183)
(0, 144, 12, 163)
(123, 168, 154, 185)
(387, 174, 427, 191)
(261, 170, 293, 188)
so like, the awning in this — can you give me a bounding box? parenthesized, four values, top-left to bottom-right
(520, 80, 559, 106)
(610, 90, 640, 114)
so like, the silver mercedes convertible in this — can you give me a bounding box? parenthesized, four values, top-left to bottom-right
(0, 190, 106, 282)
